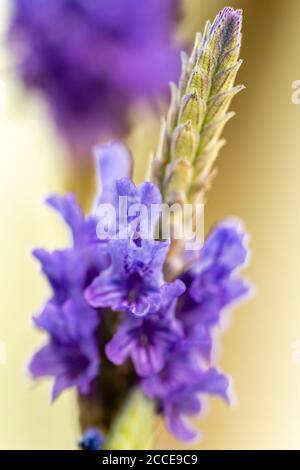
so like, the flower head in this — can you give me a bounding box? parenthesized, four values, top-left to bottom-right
(9, 0, 180, 158)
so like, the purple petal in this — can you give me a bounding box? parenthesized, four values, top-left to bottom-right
(200, 220, 248, 273)
(137, 181, 162, 207)
(85, 271, 125, 309)
(52, 375, 73, 401)
(105, 324, 135, 366)
(165, 390, 202, 441)
(224, 278, 249, 304)
(131, 344, 165, 377)
(46, 194, 85, 246)
(195, 368, 229, 402)
(94, 142, 132, 207)
(184, 324, 212, 360)
(29, 343, 66, 378)
(130, 291, 161, 317)
(116, 177, 136, 197)
(160, 280, 186, 310)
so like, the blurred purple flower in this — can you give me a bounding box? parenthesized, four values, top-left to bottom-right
(8, 0, 181, 159)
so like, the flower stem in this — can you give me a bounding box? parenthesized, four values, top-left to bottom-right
(104, 388, 156, 450)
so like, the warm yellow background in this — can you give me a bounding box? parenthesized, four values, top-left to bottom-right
(1, 0, 300, 449)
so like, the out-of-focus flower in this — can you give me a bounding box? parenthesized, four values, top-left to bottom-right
(8, 0, 181, 159)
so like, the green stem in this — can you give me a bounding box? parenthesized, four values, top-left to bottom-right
(104, 388, 156, 450)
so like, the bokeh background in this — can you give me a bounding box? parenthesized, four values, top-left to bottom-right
(1, 0, 300, 449)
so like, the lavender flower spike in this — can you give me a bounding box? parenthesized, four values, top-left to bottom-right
(28, 9, 251, 449)
(93, 142, 133, 208)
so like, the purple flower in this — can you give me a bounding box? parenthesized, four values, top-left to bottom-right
(85, 238, 169, 317)
(142, 346, 229, 441)
(29, 300, 100, 400)
(29, 142, 134, 397)
(105, 280, 185, 377)
(9, 0, 180, 159)
(176, 221, 249, 358)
